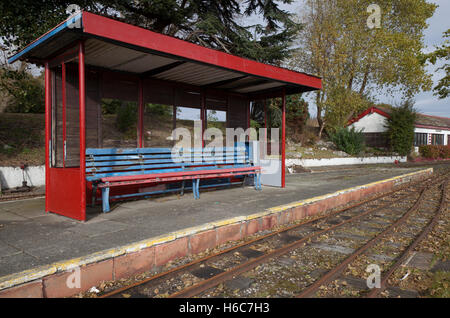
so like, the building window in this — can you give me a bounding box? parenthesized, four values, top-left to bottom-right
(431, 134, 444, 145)
(414, 133, 428, 146)
(364, 132, 389, 148)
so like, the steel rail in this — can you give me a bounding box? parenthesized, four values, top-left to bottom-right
(296, 179, 447, 298)
(0, 194, 44, 202)
(101, 172, 439, 298)
(365, 181, 448, 298)
(169, 178, 442, 298)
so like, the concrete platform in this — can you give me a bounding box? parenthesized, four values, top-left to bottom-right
(0, 165, 432, 297)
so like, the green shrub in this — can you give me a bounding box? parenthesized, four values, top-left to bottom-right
(440, 145, 450, 158)
(101, 99, 121, 114)
(330, 127, 365, 156)
(419, 145, 450, 159)
(116, 102, 137, 133)
(385, 100, 416, 156)
(146, 103, 172, 117)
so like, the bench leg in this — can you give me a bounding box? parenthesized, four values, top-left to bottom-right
(254, 173, 262, 191)
(193, 179, 200, 199)
(181, 180, 185, 196)
(91, 183, 98, 208)
(101, 183, 110, 213)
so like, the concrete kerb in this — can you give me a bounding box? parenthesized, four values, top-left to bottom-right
(0, 168, 433, 297)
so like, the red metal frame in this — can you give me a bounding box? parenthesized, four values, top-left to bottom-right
(30, 11, 325, 221)
(264, 99, 267, 146)
(44, 62, 51, 212)
(201, 92, 206, 147)
(247, 101, 250, 131)
(45, 57, 86, 221)
(78, 41, 87, 220)
(61, 63, 66, 167)
(82, 12, 322, 90)
(281, 89, 286, 188)
(138, 78, 144, 147)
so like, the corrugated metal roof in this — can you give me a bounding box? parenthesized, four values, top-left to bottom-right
(84, 39, 177, 73)
(8, 11, 322, 97)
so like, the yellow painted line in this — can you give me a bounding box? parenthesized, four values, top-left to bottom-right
(0, 168, 432, 292)
(170, 223, 215, 239)
(211, 216, 246, 228)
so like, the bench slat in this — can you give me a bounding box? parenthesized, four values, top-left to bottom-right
(86, 155, 247, 167)
(86, 151, 246, 162)
(86, 161, 247, 174)
(100, 166, 260, 183)
(86, 147, 245, 155)
(86, 164, 253, 181)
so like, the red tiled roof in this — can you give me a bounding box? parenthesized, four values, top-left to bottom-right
(349, 105, 450, 130)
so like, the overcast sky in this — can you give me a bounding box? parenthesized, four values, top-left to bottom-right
(274, 0, 449, 118)
(8, 1, 448, 119)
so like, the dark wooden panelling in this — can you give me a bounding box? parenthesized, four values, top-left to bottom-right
(227, 95, 248, 129)
(174, 89, 201, 108)
(143, 79, 175, 106)
(86, 69, 100, 148)
(101, 71, 138, 101)
(206, 92, 227, 111)
(65, 65, 80, 167)
(53, 67, 64, 167)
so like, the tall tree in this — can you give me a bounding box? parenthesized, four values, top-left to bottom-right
(0, 0, 299, 64)
(422, 29, 450, 99)
(288, 0, 436, 136)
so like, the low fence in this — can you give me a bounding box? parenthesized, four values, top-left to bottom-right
(286, 156, 407, 169)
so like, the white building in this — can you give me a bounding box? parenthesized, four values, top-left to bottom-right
(348, 106, 450, 151)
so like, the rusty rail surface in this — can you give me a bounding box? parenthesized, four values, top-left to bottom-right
(365, 181, 448, 298)
(101, 172, 443, 298)
(168, 176, 446, 298)
(296, 178, 447, 298)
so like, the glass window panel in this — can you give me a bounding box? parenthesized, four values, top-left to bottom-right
(143, 103, 175, 148)
(101, 99, 137, 148)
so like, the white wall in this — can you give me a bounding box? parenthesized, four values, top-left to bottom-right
(286, 156, 407, 168)
(0, 166, 45, 189)
(349, 112, 387, 133)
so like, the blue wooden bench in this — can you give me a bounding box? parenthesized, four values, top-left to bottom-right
(86, 145, 262, 213)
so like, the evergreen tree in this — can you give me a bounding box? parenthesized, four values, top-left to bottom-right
(0, 0, 299, 64)
(385, 100, 417, 156)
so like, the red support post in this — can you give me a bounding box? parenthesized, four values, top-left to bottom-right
(264, 99, 267, 146)
(201, 91, 206, 147)
(281, 89, 286, 188)
(78, 41, 86, 220)
(62, 63, 66, 167)
(138, 78, 144, 148)
(264, 99, 267, 129)
(247, 101, 251, 130)
(44, 62, 51, 212)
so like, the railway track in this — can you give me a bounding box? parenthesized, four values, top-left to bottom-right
(0, 193, 43, 202)
(100, 171, 449, 299)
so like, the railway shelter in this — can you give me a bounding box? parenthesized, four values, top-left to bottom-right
(8, 11, 322, 221)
